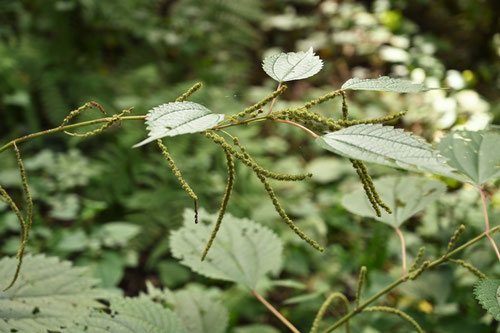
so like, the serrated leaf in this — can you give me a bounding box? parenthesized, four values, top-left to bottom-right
(170, 209, 283, 289)
(342, 176, 446, 228)
(142, 283, 228, 333)
(0, 254, 111, 333)
(262, 47, 323, 83)
(69, 297, 188, 333)
(437, 131, 500, 185)
(341, 76, 441, 93)
(474, 279, 500, 321)
(316, 124, 465, 181)
(133, 101, 225, 147)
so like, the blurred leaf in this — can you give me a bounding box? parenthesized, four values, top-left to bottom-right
(170, 209, 282, 289)
(438, 131, 500, 185)
(0, 255, 109, 333)
(262, 47, 323, 82)
(157, 260, 191, 288)
(341, 76, 440, 93)
(233, 324, 281, 333)
(86, 252, 125, 288)
(474, 279, 500, 321)
(98, 222, 141, 247)
(316, 124, 464, 180)
(342, 176, 446, 228)
(56, 230, 89, 252)
(133, 102, 225, 147)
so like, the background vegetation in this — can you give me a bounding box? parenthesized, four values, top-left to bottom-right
(1, 0, 499, 332)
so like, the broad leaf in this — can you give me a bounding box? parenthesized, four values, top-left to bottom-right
(341, 76, 440, 93)
(316, 124, 465, 180)
(170, 209, 283, 289)
(262, 47, 323, 83)
(69, 297, 188, 333)
(342, 176, 446, 228)
(0, 254, 110, 333)
(438, 131, 500, 185)
(474, 279, 500, 321)
(133, 101, 225, 147)
(142, 283, 228, 333)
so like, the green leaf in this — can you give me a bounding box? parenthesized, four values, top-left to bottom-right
(0, 254, 110, 333)
(234, 325, 281, 333)
(342, 176, 446, 228)
(437, 131, 500, 185)
(133, 101, 225, 147)
(341, 76, 441, 93)
(70, 297, 188, 333)
(316, 124, 464, 180)
(474, 279, 500, 321)
(98, 222, 141, 247)
(143, 283, 228, 333)
(262, 47, 323, 83)
(170, 209, 283, 289)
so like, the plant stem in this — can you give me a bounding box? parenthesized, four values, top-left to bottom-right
(251, 289, 300, 333)
(479, 187, 500, 262)
(395, 227, 407, 276)
(321, 225, 500, 333)
(265, 82, 282, 117)
(273, 119, 319, 138)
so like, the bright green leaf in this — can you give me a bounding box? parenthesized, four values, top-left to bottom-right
(262, 47, 323, 83)
(0, 255, 110, 333)
(341, 76, 441, 93)
(170, 209, 283, 289)
(342, 176, 446, 228)
(438, 131, 500, 185)
(316, 124, 465, 180)
(133, 101, 225, 147)
(474, 279, 500, 321)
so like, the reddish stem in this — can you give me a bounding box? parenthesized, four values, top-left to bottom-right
(395, 227, 407, 276)
(479, 187, 500, 262)
(265, 82, 282, 116)
(273, 119, 319, 138)
(251, 289, 300, 333)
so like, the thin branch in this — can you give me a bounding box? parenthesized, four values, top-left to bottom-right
(265, 82, 282, 117)
(479, 187, 500, 262)
(273, 119, 319, 138)
(395, 227, 407, 276)
(251, 289, 300, 333)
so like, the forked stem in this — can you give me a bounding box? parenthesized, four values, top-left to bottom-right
(395, 227, 407, 276)
(479, 187, 500, 262)
(251, 289, 300, 333)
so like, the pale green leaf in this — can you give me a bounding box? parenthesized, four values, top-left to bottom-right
(437, 131, 500, 185)
(262, 47, 323, 82)
(342, 176, 446, 228)
(69, 297, 188, 333)
(170, 209, 283, 289)
(234, 325, 281, 333)
(316, 124, 465, 181)
(133, 101, 225, 147)
(0, 254, 111, 333)
(341, 76, 441, 93)
(474, 279, 500, 321)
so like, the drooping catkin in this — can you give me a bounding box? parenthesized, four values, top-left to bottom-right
(341, 91, 348, 120)
(201, 148, 235, 261)
(310, 292, 350, 333)
(362, 306, 424, 333)
(356, 161, 391, 214)
(446, 225, 466, 254)
(60, 101, 106, 127)
(64, 107, 133, 137)
(14, 143, 33, 234)
(303, 90, 342, 109)
(156, 140, 199, 223)
(175, 82, 203, 102)
(232, 85, 287, 119)
(448, 259, 487, 279)
(336, 111, 406, 126)
(409, 247, 426, 273)
(355, 266, 367, 308)
(350, 159, 381, 217)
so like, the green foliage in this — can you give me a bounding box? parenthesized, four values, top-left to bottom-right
(170, 209, 282, 289)
(341, 76, 440, 93)
(342, 176, 446, 228)
(474, 279, 500, 321)
(262, 48, 323, 83)
(134, 101, 225, 147)
(438, 130, 500, 185)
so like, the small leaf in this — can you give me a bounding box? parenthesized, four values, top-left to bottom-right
(170, 209, 283, 289)
(341, 76, 441, 93)
(0, 254, 111, 333)
(474, 279, 500, 321)
(70, 297, 188, 333)
(438, 130, 500, 185)
(316, 124, 465, 180)
(262, 47, 323, 83)
(342, 176, 446, 228)
(133, 101, 225, 147)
